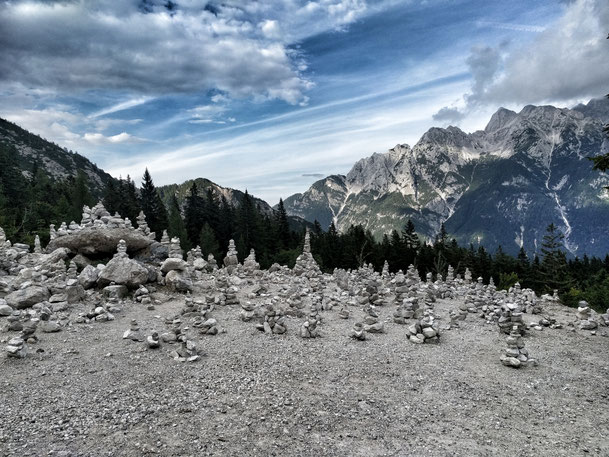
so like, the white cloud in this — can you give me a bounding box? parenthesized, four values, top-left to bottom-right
(83, 132, 144, 145)
(434, 0, 609, 120)
(90, 97, 153, 118)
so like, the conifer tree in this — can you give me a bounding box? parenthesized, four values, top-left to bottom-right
(103, 179, 121, 214)
(540, 223, 571, 293)
(199, 222, 220, 258)
(168, 194, 190, 251)
(184, 182, 205, 247)
(139, 169, 168, 239)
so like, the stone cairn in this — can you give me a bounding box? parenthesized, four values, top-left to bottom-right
(362, 303, 384, 333)
(293, 230, 321, 278)
(223, 240, 239, 275)
(6, 335, 27, 358)
(576, 301, 598, 331)
(497, 302, 526, 335)
(350, 322, 367, 341)
(256, 303, 287, 335)
(243, 249, 260, 274)
(300, 305, 321, 339)
(406, 309, 440, 344)
(500, 325, 536, 368)
(123, 319, 144, 342)
(240, 301, 257, 322)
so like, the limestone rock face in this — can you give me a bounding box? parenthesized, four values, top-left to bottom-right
(46, 227, 154, 256)
(97, 257, 149, 289)
(5, 286, 50, 309)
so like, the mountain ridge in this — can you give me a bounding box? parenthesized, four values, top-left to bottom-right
(282, 98, 609, 256)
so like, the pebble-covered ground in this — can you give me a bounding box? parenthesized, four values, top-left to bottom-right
(1, 290, 608, 457)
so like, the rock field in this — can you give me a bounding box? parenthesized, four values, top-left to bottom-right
(0, 204, 608, 457)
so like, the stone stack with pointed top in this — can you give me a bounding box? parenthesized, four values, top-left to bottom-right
(123, 319, 144, 342)
(293, 230, 321, 278)
(223, 240, 239, 275)
(500, 325, 536, 368)
(300, 305, 321, 338)
(243, 249, 260, 274)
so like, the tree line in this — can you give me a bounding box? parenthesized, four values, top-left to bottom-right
(1, 157, 608, 312)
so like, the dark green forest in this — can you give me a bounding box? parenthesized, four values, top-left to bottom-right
(1, 139, 608, 311)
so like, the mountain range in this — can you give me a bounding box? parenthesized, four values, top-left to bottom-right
(2, 97, 608, 257)
(282, 98, 609, 257)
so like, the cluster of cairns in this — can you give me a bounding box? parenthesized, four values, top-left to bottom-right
(2, 202, 607, 367)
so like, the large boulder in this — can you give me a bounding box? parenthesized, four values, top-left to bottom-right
(5, 285, 50, 309)
(97, 257, 149, 289)
(46, 227, 154, 256)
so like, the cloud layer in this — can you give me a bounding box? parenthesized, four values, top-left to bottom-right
(0, 0, 375, 104)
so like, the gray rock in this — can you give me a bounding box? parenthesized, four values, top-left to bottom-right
(78, 265, 99, 289)
(102, 285, 128, 299)
(0, 302, 13, 316)
(5, 286, 50, 309)
(46, 227, 153, 256)
(161, 258, 187, 273)
(165, 270, 193, 292)
(97, 256, 149, 289)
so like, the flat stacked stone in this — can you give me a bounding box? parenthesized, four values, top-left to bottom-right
(362, 304, 384, 333)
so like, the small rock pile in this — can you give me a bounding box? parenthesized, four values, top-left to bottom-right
(406, 310, 440, 344)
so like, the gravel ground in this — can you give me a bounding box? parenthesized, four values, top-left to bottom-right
(1, 289, 608, 457)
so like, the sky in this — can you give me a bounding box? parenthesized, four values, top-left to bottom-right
(0, 0, 608, 204)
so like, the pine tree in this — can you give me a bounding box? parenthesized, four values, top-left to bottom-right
(184, 182, 205, 247)
(139, 169, 168, 239)
(402, 219, 420, 250)
(70, 170, 93, 222)
(199, 222, 220, 258)
(103, 179, 121, 215)
(540, 223, 571, 293)
(168, 194, 190, 251)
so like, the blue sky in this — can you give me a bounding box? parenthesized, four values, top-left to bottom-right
(1, 0, 607, 204)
